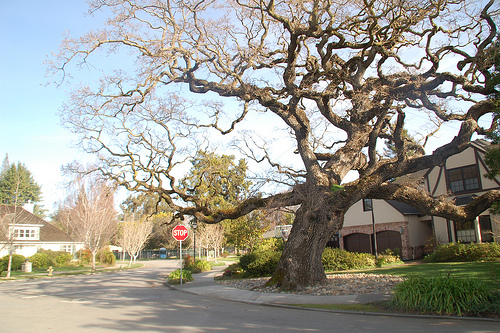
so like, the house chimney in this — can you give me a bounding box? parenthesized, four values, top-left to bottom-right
(22, 202, 34, 213)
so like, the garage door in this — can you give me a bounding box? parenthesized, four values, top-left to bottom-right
(343, 233, 372, 254)
(376, 230, 402, 253)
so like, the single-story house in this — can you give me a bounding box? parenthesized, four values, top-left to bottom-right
(334, 139, 499, 260)
(0, 204, 84, 258)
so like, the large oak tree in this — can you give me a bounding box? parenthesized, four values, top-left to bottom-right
(51, 0, 500, 289)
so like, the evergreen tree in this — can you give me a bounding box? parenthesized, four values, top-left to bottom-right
(180, 151, 264, 250)
(0, 162, 42, 206)
(1, 154, 9, 175)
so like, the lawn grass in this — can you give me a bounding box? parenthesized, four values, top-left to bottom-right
(339, 261, 500, 290)
(0, 263, 144, 280)
(298, 261, 500, 316)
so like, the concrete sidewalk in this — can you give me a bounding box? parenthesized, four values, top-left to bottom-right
(173, 265, 391, 305)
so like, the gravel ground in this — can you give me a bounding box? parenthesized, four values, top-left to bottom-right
(216, 273, 405, 295)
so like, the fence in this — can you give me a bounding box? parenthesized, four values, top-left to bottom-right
(113, 247, 231, 261)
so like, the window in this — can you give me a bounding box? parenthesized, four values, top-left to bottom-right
(455, 220, 476, 243)
(13, 228, 38, 240)
(479, 215, 494, 242)
(447, 165, 480, 193)
(363, 198, 373, 211)
(61, 245, 73, 253)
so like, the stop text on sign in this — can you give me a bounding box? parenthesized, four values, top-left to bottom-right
(172, 225, 189, 241)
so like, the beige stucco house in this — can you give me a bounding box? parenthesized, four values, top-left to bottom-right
(0, 205, 84, 258)
(334, 140, 500, 260)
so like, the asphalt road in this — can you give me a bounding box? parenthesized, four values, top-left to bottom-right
(0, 260, 498, 333)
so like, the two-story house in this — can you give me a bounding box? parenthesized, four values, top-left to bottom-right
(0, 204, 84, 258)
(334, 139, 500, 260)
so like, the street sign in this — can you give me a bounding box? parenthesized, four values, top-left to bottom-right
(172, 225, 189, 241)
(172, 225, 189, 285)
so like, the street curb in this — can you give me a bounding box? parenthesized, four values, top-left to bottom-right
(262, 302, 500, 323)
(166, 277, 500, 323)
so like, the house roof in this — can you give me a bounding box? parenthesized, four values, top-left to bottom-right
(386, 200, 422, 215)
(0, 205, 76, 243)
(470, 139, 491, 153)
(0, 205, 45, 225)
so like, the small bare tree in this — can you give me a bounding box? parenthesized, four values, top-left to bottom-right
(197, 223, 224, 263)
(61, 175, 117, 271)
(117, 218, 153, 267)
(0, 207, 17, 278)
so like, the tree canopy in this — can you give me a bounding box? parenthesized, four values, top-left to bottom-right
(51, 0, 500, 289)
(180, 151, 264, 250)
(0, 160, 42, 210)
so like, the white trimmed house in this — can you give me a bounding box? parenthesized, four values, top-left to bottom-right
(331, 140, 500, 260)
(0, 205, 84, 258)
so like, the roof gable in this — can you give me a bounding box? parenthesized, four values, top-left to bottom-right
(0, 205, 76, 243)
(0, 205, 45, 225)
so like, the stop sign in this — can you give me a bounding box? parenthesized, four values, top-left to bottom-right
(172, 225, 189, 241)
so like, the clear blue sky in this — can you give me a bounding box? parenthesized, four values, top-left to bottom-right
(0, 1, 106, 214)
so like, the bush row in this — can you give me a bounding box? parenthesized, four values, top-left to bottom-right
(423, 242, 500, 263)
(0, 250, 74, 272)
(236, 244, 403, 278)
(0, 247, 118, 274)
(389, 275, 500, 317)
(0, 254, 26, 272)
(30, 249, 73, 268)
(77, 248, 116, 266)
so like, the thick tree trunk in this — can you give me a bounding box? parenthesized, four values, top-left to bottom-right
(267, 203, 345, 290)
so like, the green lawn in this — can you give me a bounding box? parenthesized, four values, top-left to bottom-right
(1, 263, 144, 280)
(341, 261, 500, 289)
(300, 261, 500, 316)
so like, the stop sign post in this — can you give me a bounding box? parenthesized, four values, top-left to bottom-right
(172, 225, 189, 284)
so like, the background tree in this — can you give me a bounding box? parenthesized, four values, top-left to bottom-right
(60, 174, 117, 270)
(179, 151, 262, 251)
(120, 193, 183, 249)
(116, 218, 153, 266)
(0, 161, 43, 216)
(223, 211, 265, 252)
(1, 154, 9, 175)
(52, 0, 500, 289)
(197, 222, 225, 262)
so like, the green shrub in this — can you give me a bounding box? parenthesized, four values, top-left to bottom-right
(0, 254, 26, 272)
(424, 242, 500, 263)
(376, 254, 404, 267)
(322, 248, 376, 271)
(239, 250, 281, 277)
(37, 249, 74, 267)
(389, 275, 495, 316)
(239, 252, 257, 271)
(222, 263, 243, 278)
(168, 269, 193, 284)
(77, 249, 92, 264)
(251, 238, 285, 252)
(29, 253, 50, 268)
(55, 252, 73, 267)
(185, 259, 212, 273)
(98, 248, 116, 266)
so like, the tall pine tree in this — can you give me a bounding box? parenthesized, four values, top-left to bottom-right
(0, 162, 42, 206)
